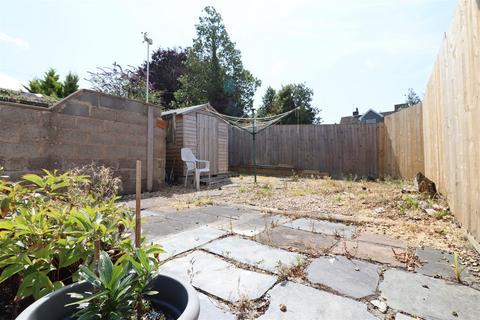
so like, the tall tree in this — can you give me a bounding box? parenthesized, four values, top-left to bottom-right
(405, 88, 421, 107)
(258, 84, 321, 124)
(174, 6, 261, 116)
(138, 47, 187, 109)
(62, 72, 79, 97)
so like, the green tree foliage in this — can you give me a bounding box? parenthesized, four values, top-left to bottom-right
(24, 68, 79, 98)
(258, 83, 321, 124)
(405, 88, 421, 107)
(174, 6, 261, 116)
(139, 47, 187, 109)
(62, 72, 79, 97)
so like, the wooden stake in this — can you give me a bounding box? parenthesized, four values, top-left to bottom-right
(135, 160, 141, 248)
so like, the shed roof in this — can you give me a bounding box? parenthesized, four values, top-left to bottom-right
(161, 103, 210, 117)
(359, 109, 384, 121)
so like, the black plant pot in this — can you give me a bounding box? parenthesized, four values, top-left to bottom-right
(16, 273, 200, 320)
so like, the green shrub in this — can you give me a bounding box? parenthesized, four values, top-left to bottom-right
(0, 169, 158, 306)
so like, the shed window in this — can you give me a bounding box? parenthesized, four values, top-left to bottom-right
(166, 116, 176, 144)
(365, 118, 377, 124)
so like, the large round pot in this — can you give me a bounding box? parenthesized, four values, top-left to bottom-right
(16, 273, 200, 320)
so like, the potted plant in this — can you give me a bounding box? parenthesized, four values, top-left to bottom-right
(0, 168, 199, 319)
(16, 250, 200, 320)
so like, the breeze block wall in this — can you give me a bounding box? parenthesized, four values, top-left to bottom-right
(0, 90, 166, 194)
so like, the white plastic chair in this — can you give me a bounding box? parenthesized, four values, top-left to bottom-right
(181, 148, 210, 191)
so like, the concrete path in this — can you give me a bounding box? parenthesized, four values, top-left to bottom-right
(140, 204, 480, 319)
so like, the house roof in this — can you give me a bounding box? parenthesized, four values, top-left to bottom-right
(161, 103, 210, 117)
(359, 108, 384, 121)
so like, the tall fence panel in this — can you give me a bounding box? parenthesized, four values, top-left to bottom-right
(381, 104, 425, 179)
(421, 0, 480, 241)
(229, 124, 380, 178)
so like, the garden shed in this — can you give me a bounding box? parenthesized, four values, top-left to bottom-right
(161, 104, 228, 182)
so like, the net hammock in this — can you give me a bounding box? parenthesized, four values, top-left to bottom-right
(207, 106, 300, 182)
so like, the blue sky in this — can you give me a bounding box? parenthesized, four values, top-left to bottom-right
(0, 0, 457, 123)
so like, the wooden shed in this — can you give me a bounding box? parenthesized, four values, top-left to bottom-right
(161, 104, 229, 182)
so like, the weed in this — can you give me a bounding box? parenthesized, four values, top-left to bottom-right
(276, 257, 306, 281)
(451, 252, 466, 283)
(191, 196, 213, 207)
(434, 209, 450, 220)
(239, 186, 248, 193)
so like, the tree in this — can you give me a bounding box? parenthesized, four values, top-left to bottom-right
(405, 88, 421, 107)
(258, 83, 321, 124)
(24, 68, 79, 98)
(257, 86, 279, 117)
(138, 47, 187, 109)
(62, 72, 79, 97)
(86, 63, 161, 104)
(174, 6, 261, 116)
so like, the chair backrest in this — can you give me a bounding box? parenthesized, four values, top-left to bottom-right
(181, 148, 196, 170)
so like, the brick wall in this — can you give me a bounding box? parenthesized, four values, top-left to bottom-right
(0, 90, 166, 194)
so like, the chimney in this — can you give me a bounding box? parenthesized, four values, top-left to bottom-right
(353, 108, 359, 116)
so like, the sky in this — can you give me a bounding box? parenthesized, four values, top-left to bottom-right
(0, 0, 458, 124)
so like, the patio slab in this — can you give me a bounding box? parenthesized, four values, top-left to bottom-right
(160, 251, 277, 302)
(255, 225, 339, 256)
(380, 269, 480, 320)
(332, 240, 404, 267)
(416, 247, 477, 286)
(257, 281, 376, 320)
(283, 218, 356, 239)
(306, 256, 380, 299)
(215, 213, 290, 237)
(152, 226, 227, 259)
(203, 235, 305, 273)
(355, 232, 407, 248)
(198, 293, 235, 320)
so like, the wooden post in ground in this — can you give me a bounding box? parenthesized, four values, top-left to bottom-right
(135, 160, 141, 248)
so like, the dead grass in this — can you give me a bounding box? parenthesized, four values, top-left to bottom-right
(276, 257, 307, 281)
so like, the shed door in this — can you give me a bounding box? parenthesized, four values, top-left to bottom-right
(196, 113, 218, 175)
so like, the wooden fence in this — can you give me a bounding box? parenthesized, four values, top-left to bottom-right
(380, 104, 424, 179)
(229, 124, 381, 178)
(421, 0, 480, 242)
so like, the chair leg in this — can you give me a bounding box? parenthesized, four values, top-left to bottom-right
(208, 172, 211, 187)
(195, 171, 200, 191)
(185, 170, 188, 188)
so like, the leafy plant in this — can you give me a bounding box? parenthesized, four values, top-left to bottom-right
(68, 248, 162, 320)
(0, 169, 139, 306)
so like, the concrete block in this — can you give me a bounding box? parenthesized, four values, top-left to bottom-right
(75, 117, 105, 132)
(90, 106, 117, 121)
(59, 102, 90, 117)
(123, 101, 147, 115)
(99, 95, 126, 110)
(115, 110, 147, 125)
(28, 157, 54, 171)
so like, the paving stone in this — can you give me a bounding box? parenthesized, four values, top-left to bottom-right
(198, 293, 235, 320)
(380, 269, 480, 320)
(284, 218, 356, 239)
(306, 256, 380, 298)
(395, 314, 416, 320)
(203, 236, 305, 273)
(160, 251, 277, 302)
(370, 299, 387, 313)
(257, 281, 377, 320)
(416, 247, 476, 285)
(255, 225, 338, 256)
(215, 213, 290, 237)
(332, 240, 404, 267)
(355, 232, 407, 248)
(152, 226, 227, 259)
